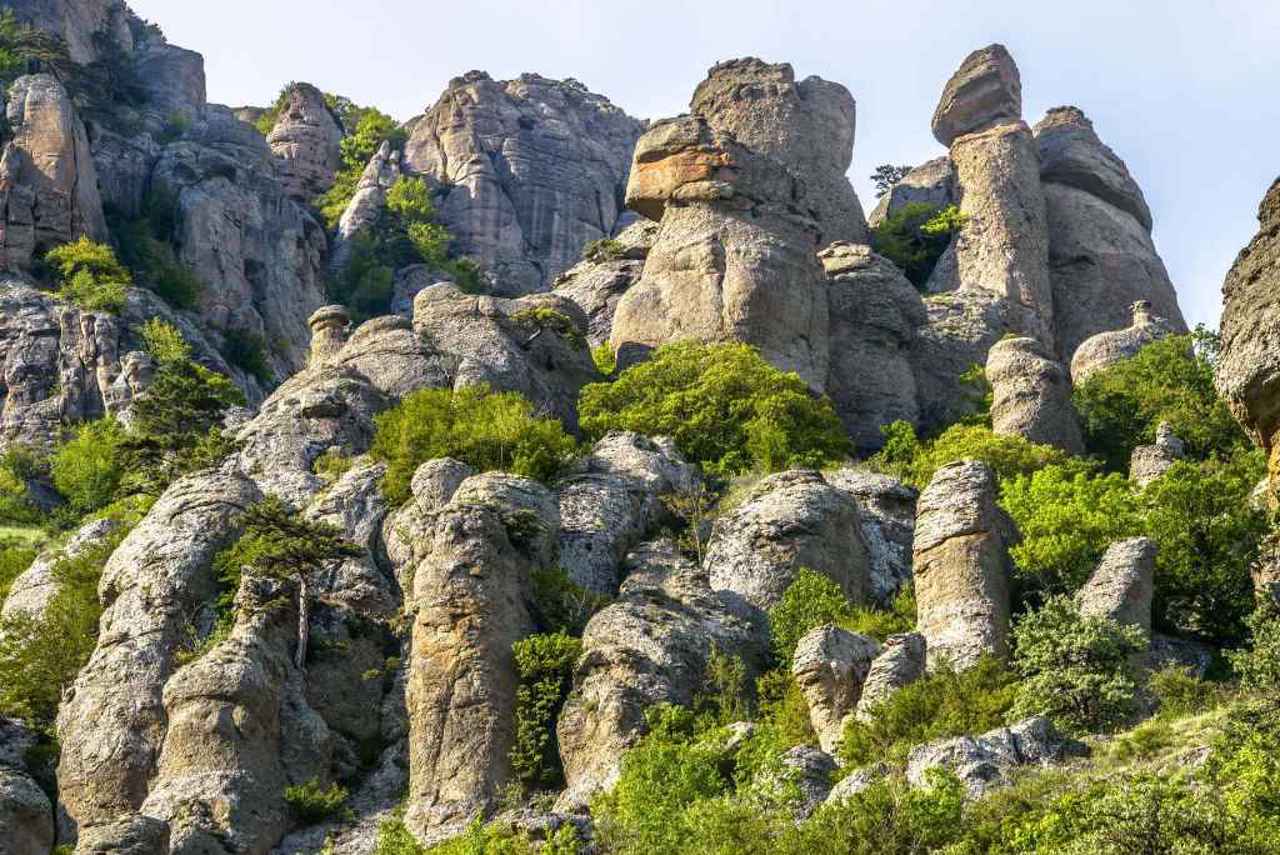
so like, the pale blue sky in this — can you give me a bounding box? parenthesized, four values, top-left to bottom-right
(128, 0, 1280, 329)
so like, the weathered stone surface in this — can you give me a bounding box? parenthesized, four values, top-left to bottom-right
(1070, 300, 1179, 384)
(706, 470, 870, 613)
(132, 40, 206, 129)
(411, 283, 598, 432)
(2, 516, 117, 621)
(931, 45, 1022, 147)
(1252, 533, 1280, 610)
(402, 474, 558, 837)
(403, 72, 643, 295)
(74, 814, 169, 855)
(820, 242, 926, 450)
(912, 287, 1016, 431)
(556, 540, 760, 809)
(1129, 422, 1185, 487)
(1035, 106, 1151, 230)
(7, 0, 133, 65)
(690, 57, 868, 245)
(868, 156, 956, 228)
(0, 765, 54, 855)
(913, 461, 1014, 670)
(986, 335, 1083, 454)
(552, 220, 657, 347)
(775, 746, 837, 819)
(1, 74, 108, 270)
(331, 313, 451, 401)
(1077, 537, 1156, 634)
(824, 763, 890, 804)
(791, 626, 880, 753)
(855, 632, 927, 722)
(267, 82, 343, 203)
(824, 469, 917, 606)
(557, 432, 698, 595)
(906, 716, 1077, 797)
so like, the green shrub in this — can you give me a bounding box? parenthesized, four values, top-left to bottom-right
(870, 202, 967, 290)
(50, 419, 128, 515)
(140, 318, 191, 364)
(1010, 596, 1146, 734)
(528, 567, 609, 636)
(370, 385, 578, 504)
(283, 778, 349, 824)
(110, 216, 202, 309)
(754, 669, 817, 749)
(45, 238, 132, 313)
(0, 445, 45, 525)
(157, 111, 190, 144)
(221, 328, 273, 384)
(767, 569, 857, 664)
(579, 341, 848, 477)
(590, 343, 615, 376)
(410, 816, 580, 855)
(329, 236, 395, 321)
(869, 421, 1078, 490)
(510, 308, 586, 351)
(316, 106, 406, 228)
(0, 538, 38, 601)
(1073, 331, 1247, 470)
(582, 238, 626, 263)
(839, 656, 1017, 767)
(1231, 604, 1280, 693)
(1147, 664, 1218, 719)
(313, 448, 354, 483)
(510, 631, 581, 792)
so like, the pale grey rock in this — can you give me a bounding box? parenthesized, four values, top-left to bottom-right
(556, 540, 761, 810)
(74, 814, 169, 855)
(1034, 106, 1152, 230)
(0, 766, 53, 855)
(1070, 300, 1180, 384)
(913, 461, 1014, 670)
(791, 626, 880, 753)
(868, 157, 956, 228)
(331, 313, 452, 400)
(1148, 633, 1215, 678)
(132, 40, 206, 129)
(332, 141, 401, 274)
(706, 470, 870, 613)
(552, 220, 658, 347)
(307, 304, 351, 369)
(931, 45, 1022, 147)
(986, 335, 1083, 454)
(912, 287, 1016, 431)
(820, 242, 927, 451)
(821, 469, 917, 605)
(390, 265, 457, 319)
(775, 746, 837, 819)
(906, 716, 1077, 797)
(1129, 422, 1185, 487)
(854, 633, 927, 722)
(824, 763, 890, 804)
(267, 82, 343, 203)
(2, 517, 117, 621)
(403, 72, 644, 295)
(7, 0, 133, 65)
(1078, 538, 1156, 634)
(382, 459, 475, 594)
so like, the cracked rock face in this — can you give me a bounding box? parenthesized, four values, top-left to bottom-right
(791, 626, 880, 754)
(553, 219, 657, 348)
(855, 632, 927, 722)
(268, 82, 344, 204)
(906, 716, 1077, 798)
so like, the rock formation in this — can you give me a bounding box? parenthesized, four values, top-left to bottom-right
(402, 72, 644, 295)
(906, 716, 1076, 797)
(1129, 422, 1185, 487)
(332, 140, 401, 273)
(7, 0, 134, 65)
(1, 517, 118, 621)
(823, 469, 917, 605)
(913, 460, 1015, 670)
(986, 335, 1083, 454)
(867, 157, 954, 228)
(553, 220, 657, 347)
(854, 632, 927, 722)
(267, 82, 344, 203)
(1077, 537, 1156, 634)
(0, 718, 54, 855)
(930, 45, 1022, 147)
(791, 626, 880, 753)
(1070, 299, 1179, 384)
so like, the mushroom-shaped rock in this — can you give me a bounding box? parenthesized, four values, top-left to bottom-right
(913, 460, 1015, 670)
(706, 470, 871, 613)
(931, 44, 1022, 147)
(906, 716, 1077, 798)
(1070, 300, 1179, 384)
(1129, 422, 1186, 487)
(855, 632, 927, 722)
(986, 335, 1083, 454)
(791, 626, 881, 753)
(267, 82, 343, 203)
(1077, 537, 1156, 634)
(307, 304, 351, 369)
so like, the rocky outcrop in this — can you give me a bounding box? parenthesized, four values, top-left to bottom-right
(401, 473, 558, 837)
(1218, 178, 1280, 490)
(1129, 422, 1185, 487)
(1, 74, 108, 270)
(556, 540, 760, 809)
(552, 220, 657, 348)
(557, 431, 698, 595)
(913, 461, 1014, 670)
(1077, 537, 1156, 634)
(906, 716, 1077, 797)
(332, 140, 401, 273)
(791, 626, 880, 753)
(985, 335, 1083, 454)
(912, 287, 1014, 431)
(823, 469, 917, 606)
(1035, 107, 1185, 360)
(820, 242, 926, 450)
(931, 45, 1021, 147)
(775, 746, 837, 819)
(267, 82, 344, 203)
(1070, 300, 1179, 384)
(867, 157, 955, 228)
(403, 72, 644, 296)
(705, 470, 870, 613)
(0, 718, 54, 855)
(7, 0, 134, 65)
(854, 632, 927, 722)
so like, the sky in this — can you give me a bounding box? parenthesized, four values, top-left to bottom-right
(126, 0, 1280, 330)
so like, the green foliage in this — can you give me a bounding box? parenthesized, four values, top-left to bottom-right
(313, 448, 354, 483)
(528, 567, 609, 637)
(140, 318, 192, 364)
(385, 177, 447, 264)
(870, 164, 913, 198)
(1147, 664, 1218, 719)
(1010, 596, 1146, 734)
(0, 538, 37, 602)
(582, 238, 626, 263)
(870, 202, 967, 290)
(316, 106, 406, 228)
(221, 328, 273, 384)
(330, 235, 395, 321)
(510, 631, 581, 792)
(870, 420, 1077, 490)
(225, 495, 361, 585)
(579, 342, 848, 477)
(1073, 332, 1247, 470)
(283, 778, 349, 824)
(1231, 604, 1280, 693)
(697, 645, 751, 727)
(50, 418, 128, 515)
(0, 11, 27, 88)
(754, 669, 817, 749)
(406, 816, 580, 855)
(0, 445, 46, 525)
(157, 111, 191, 144)
(510, 308, 586, 351)
(370, 385, 578, 505)
(45, 238, 132, 313)
(839, 656, 1017, 767)
(590, 343, 615, 377)
(767, 568, 856, 663)
(109, 213, 203, 309)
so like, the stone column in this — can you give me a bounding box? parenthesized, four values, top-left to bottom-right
(986, 335, 1083, 453)
(307, 304, 350, 368)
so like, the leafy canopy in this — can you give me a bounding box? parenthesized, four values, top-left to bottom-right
(44, 238, 132, 313)
(870, 202, 967, 290)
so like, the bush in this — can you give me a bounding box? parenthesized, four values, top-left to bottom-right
(528, 567, 609, 636)
(590, 344, 615, 376)
(406, 817, 579, 855)
(0, 445, 45, 525)
(510, 631, 581, 792)
(1231, 604, 1280, 693)
(1073, 331, 1247, 470)
(510, 308, 586, 351)
(1147, 664, 1218, 718)
(870, 420, 1079, 490)
(44, 238, 132, 313)
(283, 778, 349, 824)
(0, 538, 38, 601)
(110, 216, 202, 309)
(50, 419, 128, 515)
(579, 342, 848, 477)
(1010, 596, 1146, 734)
(839, 656, 1017, 767)
(767, 569, 856, 664)
(582, 238, 626, 263)
(370, 385, 578, 504)
(870, 202, 966, 290)
(221, 328, 273, 384)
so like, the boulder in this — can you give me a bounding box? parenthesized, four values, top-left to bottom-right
(791, 626, 880, 753)
(931, 45, 1022, 147)
(331, 313, 452, 400)
(854, 632, 927, 722)
(775, 746, 837, 819)
(552, 220, 658, 347)
(867, 156, 956, 228)
(1077, 537, 1156, 634)
(267, 82, 344, 203)
(824, 763, 890, 804)
(1070, 300, 1179, 384)
(705, 471, 870, 613)
(1129, 422, 1186, 487)
(913, 460, 1014, 670)
(820, 242, 927, 451)
(74, 814, 170, 855)
(403, 72, 644, 295)
(824, 469, 917, 606)
(985, 335, 1084, 454)
(906, 716, 1077, 797)
(0, 765, 53, 855)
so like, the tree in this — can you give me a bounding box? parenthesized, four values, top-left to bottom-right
(44, 238, 132, 313)
(871, 164, 913, 198)
(869, 203, 966, 289)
